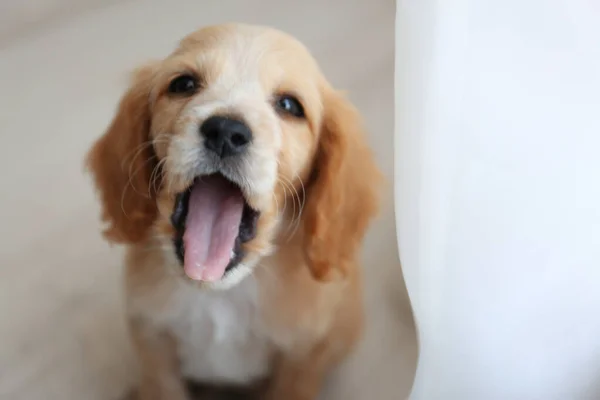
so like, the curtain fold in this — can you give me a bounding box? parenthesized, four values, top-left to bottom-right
(395, 1, 600, 398)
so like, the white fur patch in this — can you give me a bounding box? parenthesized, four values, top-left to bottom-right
(138, 274, 273, 385)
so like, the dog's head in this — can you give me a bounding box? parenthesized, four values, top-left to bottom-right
(87, 24, 382, 289)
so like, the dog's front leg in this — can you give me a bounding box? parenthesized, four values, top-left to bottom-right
(265, 348, 334, 400)
(129, 318, 188, 400)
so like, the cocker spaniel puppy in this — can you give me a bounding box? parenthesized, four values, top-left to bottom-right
(87, 23, 382, 400)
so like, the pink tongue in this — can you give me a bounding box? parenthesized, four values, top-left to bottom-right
(183, 176, 244, 282)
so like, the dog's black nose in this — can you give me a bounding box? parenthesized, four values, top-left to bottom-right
(200, 116, 252, 158)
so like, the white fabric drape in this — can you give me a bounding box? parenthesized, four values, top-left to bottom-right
(395, 1, 600, 398)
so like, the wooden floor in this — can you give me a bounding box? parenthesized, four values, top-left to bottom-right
(0, 1, 417, 399)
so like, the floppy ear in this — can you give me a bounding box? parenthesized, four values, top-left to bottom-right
(86, 65, 158, 244)
(303, 90, 383, 281)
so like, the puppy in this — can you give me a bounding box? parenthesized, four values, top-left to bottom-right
(86, 23, 382, 400)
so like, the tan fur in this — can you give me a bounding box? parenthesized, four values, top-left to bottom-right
(86, 63, 161, 244)
(86, 23, 382, 400)
(303, 91, 382, 281)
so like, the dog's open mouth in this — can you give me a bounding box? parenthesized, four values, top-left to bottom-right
(171, 174, 259, 282)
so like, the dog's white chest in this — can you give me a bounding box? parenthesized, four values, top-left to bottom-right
(164, 277, 273, 384)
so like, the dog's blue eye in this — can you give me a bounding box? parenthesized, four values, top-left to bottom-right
(275, 95, 305, 118)
(168, 75, 199, 95)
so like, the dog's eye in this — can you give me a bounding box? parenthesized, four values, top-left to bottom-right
(168, 75, 199, 95)
(275, 95, 305, 118)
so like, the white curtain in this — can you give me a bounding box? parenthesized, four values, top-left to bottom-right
(395, 1, 600, 398)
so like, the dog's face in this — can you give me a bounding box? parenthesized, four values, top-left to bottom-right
(87, 24, 381, 289)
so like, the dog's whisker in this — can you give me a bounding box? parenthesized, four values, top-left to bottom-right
(152, 156, 174, 196)
(119, 154, 158, 219)
(277, 175, 303, 242)
(122, 140, 157, 170)
(149, 157, 167, 196)
(276, 181, 294, 237)
(271, 192, 280, 217)
(123, 137, 169, 174)
(288, 173, 306, 238)
(124, 135, 170, 195)
(276, 179, 295, 238)
(127, 154, 157, 194)
(278, 180, 289, 216)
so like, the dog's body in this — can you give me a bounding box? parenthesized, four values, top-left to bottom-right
(126, 233, 362, 399)
(87, 24, 381, 399)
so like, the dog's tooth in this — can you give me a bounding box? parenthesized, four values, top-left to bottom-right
(230, 250, 235, 260)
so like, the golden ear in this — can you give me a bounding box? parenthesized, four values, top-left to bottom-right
(86, 64, 158, 244)
(303, 90, 383, 281)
